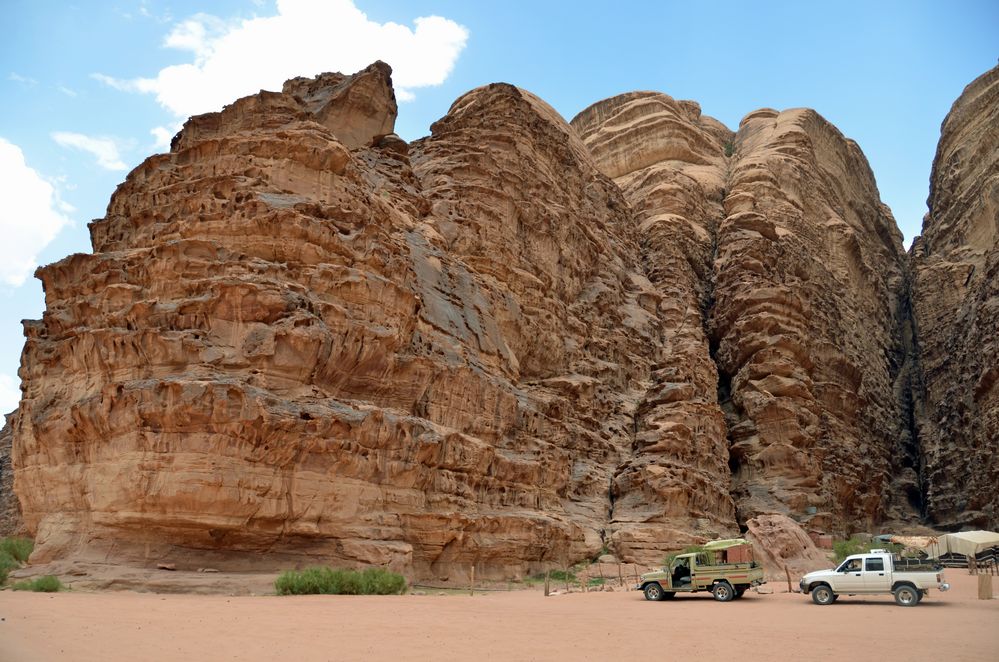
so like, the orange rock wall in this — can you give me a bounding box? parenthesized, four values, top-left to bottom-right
(10, 62, 996, 578)
(911, 65, 999, 529)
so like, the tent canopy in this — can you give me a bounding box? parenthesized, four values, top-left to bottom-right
(923, 530, 999, 558)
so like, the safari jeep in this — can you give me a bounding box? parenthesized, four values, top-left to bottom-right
(637, 539, 766, 602)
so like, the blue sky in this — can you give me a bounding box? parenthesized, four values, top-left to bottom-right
(1, 0, 996, 414)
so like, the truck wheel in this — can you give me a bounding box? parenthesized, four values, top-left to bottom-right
(712, 582, 734, 602)
(811, 585, 835, 605)
(893, 585, 919, 607)
(643, 583, 665, 601)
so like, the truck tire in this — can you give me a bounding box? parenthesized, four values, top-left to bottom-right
(643, 582, 666, 601)
(712, 582, 735, 602)
(811, 585, 835, 605)
(893, 585, 920, 607)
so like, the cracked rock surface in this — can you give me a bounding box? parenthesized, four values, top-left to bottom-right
(8, 62, 996, 579)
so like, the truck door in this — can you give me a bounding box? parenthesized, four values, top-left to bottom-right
(836, 557, 865, 592)
(862, 556, 887, 592)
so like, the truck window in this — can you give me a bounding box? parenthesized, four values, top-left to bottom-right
(865, 558, 884, 571)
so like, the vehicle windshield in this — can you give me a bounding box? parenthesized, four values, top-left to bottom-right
(836, 558, 862, 572)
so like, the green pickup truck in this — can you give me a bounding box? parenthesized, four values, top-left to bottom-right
(637, 538, 766, 602)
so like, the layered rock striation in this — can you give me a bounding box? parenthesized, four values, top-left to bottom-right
(11, 61, 995, 578)
(911, 64, 999, 529)
(13, 63, 736, 576)
(0, 414, 24, 536)
(572, 96, 911, 532)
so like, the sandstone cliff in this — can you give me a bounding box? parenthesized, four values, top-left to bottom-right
(13, 63, 736, 577)
(11, 61, 994, 579)
(0, 413, 24, 536)
(572, 96, 912, 532)
(911, 64, 999, 530)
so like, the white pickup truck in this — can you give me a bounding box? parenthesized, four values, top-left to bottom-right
(799, 550, 950, 606)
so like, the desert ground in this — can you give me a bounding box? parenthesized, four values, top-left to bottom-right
(0, 572, 995, 661)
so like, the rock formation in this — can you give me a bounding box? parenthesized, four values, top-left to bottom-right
(911, 64, 999, 530)
(13, 62, 735, 578)
(572, 95, 911, 532)
(10, 61, 996, 579)
(0, 413, 24, 536)
(744, 514, 832, 579)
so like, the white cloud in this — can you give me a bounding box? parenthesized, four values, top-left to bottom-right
(150, 120, 184, 151)
(0, 374, 19, 415)
(58, 86, 78, 97)
(8, 72, 38, 86)
(0, 138, 72, 287)
(51, 131, 128, 171)
(95, 0, 468, 119)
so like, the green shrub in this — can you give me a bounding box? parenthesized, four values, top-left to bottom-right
(0, 556, 14, 585)
(724, 142, 735, 157)
(0, 537, 34, 585)
(0, 537, 33, 564)
(11, 575, 63, 592)
(832, 538, 902, 562)
(275, 567, 407, 595)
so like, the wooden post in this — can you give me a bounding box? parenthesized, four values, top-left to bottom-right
(618, 563, 624, 588)
(582, 567, 588, 593)
(470, 565, 475, 597)
(978, 574, 992, 600)
(544, 569, 550, 596)
(564, 560, 570, 593)
(784, 566, 793, 593)
(598, 563, 604, 588)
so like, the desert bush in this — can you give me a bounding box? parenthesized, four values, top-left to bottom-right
(11, 575, 63, 592)
(0, 537, 34, 585)
(275, 567, 406, 595)
(833, 538, 902, 562)
(0, 556, 14, 585)
(0, 537, 33, 564)
(724, 142, 735, 157)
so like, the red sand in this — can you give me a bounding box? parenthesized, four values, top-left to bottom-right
(1, 572, 995, 661)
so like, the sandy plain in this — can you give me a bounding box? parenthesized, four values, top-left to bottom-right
(0, 571, 995, 661)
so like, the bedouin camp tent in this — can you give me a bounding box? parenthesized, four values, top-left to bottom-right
(922, 531, 999, 559)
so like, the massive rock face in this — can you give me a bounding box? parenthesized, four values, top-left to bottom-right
(11, 61, 994, 578)
(12, 63, 736, 577)
(0, 414, 24, 536)
(572, 96, 911, 532)
(911, 65, 999, 530)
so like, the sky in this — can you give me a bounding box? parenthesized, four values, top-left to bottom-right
(0, 0, 996, 415)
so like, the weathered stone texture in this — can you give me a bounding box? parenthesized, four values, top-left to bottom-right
(12, 60, 995, 578)
(571, 92, 738, 560)
(574, 97, 911, 534)
(911, 65, 999, 529)
(716, 108, 911, 530)
(13, 65, 736, 577)
(0, 413, 25, 536)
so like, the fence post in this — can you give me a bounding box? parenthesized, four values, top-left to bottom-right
(618, 563, 624, 588)
(470, 565, 474, 597)
(544, 569, 550, 596)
